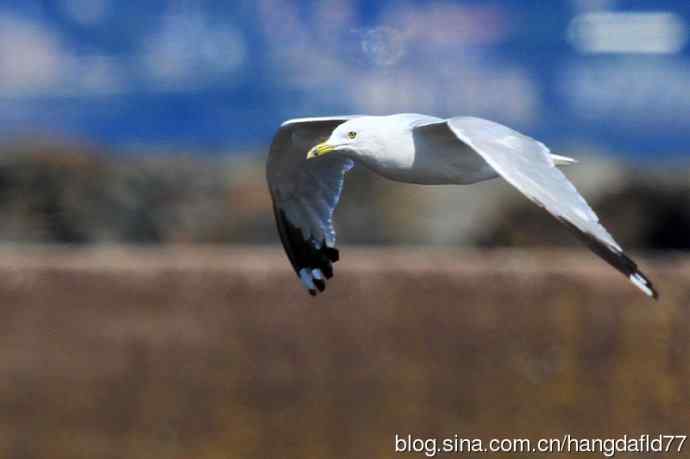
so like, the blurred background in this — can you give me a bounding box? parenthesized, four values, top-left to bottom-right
(0, 1, 688, 458)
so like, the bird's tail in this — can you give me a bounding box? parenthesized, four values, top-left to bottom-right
(551, 154, 578, 167)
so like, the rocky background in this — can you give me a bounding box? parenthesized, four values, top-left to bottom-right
(0, 141, 687, 250)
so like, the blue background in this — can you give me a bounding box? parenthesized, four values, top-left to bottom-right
(0, 0, 689, 160)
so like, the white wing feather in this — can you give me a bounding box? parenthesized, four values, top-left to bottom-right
(266, 116, 359, 295)
(447, 117, 618, 248)
(444, 116, 657, 299)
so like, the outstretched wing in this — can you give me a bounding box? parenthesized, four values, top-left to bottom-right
(266, 116, 360, 295)
(431, 116, 657, 299)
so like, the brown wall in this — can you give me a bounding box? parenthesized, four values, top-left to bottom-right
(0, 247, 687, 459)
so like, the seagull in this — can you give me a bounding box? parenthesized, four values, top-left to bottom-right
(266, 114, 658, 299)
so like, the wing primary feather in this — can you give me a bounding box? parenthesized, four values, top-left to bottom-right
(272, 204, 339, 293)
(267, 117, 356, 295)
(557, 217, 659, 300)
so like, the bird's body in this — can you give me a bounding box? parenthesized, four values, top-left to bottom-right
(266, 113, 658, 299)
(345, 114, 496, 185)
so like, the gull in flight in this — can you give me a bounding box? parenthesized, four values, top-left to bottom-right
(266, 114, 658, 299)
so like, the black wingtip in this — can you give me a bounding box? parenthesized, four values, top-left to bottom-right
(314, 278, 326, 292)
(557, 217, 660, 301)
(272, 205, 341, 296)
(325, 246, 340, 262)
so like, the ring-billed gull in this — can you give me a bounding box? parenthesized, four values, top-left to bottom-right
(266, 114, 658, 299)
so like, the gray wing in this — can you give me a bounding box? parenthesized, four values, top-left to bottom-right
(426, 116, 657, 298)
(266, 116, 359, 295)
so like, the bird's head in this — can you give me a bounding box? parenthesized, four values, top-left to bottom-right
(306, 119, 375, 160)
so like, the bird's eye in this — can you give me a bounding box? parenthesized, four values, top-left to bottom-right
(347, 131, 357, 140)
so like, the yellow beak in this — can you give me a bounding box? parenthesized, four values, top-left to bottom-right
(307, 142, 335, 159)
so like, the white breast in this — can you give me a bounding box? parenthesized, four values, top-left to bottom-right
(359, 118, 497, 185)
